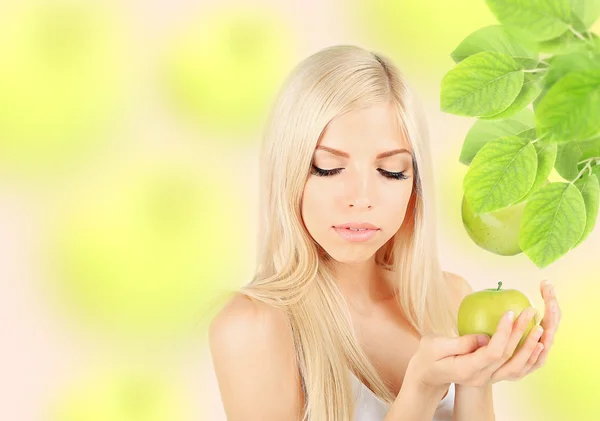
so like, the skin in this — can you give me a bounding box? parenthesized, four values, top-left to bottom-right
(445, 280, 561, 421)
(299, 102, 563, 403)
(301, 101, 415, 311)
(301, 102, 422, 397)
(209, 104, 562, 421)
(487, 279, 561, 382)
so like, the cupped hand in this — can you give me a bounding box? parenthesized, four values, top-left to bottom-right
(488, 279, 561, 382)
(406, 280, 561, 389)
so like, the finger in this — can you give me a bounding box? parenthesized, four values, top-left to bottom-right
(539, 316, 557, 350)
(469, 310, 515, 371)
(489, 324, 544, 380)
(526, 281, 561, 375)
(539, 281, 561, 352)
(540, 280, 562, 332)
(485, 310, 540, 375)
(434, 334, 490, 359)
(527, 335, 553, 374)
(519, 342, 545, 377)
(504, 307, 537, 358)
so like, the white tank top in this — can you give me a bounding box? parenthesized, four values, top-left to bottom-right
(349, 370, 455, 421)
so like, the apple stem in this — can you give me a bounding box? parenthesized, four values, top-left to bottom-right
(497, 281, 502, 291)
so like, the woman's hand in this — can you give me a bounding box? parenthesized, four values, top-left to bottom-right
(406, 280, 561, 389)
(405, 311, 522, 390)
(489, 279, 561, 382)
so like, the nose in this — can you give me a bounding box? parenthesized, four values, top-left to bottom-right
(346, 167, 374, 210)
(349, 198, 372, 209)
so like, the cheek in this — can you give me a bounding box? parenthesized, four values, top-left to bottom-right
(381, 184, 413, 226)
(301, 180, 326, 233)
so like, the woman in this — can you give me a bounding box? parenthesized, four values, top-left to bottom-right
(208, 45, 561, 421)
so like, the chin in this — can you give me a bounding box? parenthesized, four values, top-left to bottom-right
(324, 249, 377, 265)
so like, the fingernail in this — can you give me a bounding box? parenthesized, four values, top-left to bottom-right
(477, 335, 489, 346)
(537, 343, 545, 355)
(507, 311, 515, 322)
(535, 326, 544, 338)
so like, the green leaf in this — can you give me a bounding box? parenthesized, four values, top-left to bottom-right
(441, 52, 524, 117)
(538, 29, 600, 55)
(555, 143, 585, 180)
(485, 0, 573, 42)
(573, 173, 600, 247)
(459, 108, 535, 165)
(464, 135, 538, 214)
(570, 7, 592, 32)
(546, 50, 600, 84)
(535, 69, 600, 143)
(593, 163, 600, 178)
(575, 156, 600, 175)
(519, 182, 587, 268)
(451, 25, 540, 69)
(479, 71, 544, 120)
(516, 142, 558, 203)
(555, 136, 600, 180)
(537, 48, 600, 106)
(570, 0, 600, 29)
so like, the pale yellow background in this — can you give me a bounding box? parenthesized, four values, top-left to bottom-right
(1, 0, 598, 420)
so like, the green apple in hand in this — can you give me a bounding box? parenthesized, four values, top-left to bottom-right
(458, 281, 539, 352)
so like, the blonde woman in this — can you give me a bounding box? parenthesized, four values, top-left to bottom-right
(208, 45, 561, 421)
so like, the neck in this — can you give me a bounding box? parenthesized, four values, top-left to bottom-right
(331, 256, 396, 309)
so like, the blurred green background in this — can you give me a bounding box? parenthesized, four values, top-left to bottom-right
(1, 0, 598, 420)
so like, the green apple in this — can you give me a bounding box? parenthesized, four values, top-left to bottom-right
(458, 281, 538, 352)
(461, 194, 526, 256)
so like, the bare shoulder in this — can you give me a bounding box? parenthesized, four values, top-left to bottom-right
(208, 292, 304, 420)
(443, 271, 474, 309)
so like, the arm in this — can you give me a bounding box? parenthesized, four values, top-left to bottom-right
(453, 382, 495, 421)
(384, 374, 450, 421)
(208, 293, 304, 421)
(444, 271, 496, 421)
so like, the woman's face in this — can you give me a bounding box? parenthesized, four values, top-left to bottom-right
(301, 102, 415, 264)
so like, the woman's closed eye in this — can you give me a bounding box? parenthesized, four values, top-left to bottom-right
(310, 165, 410, 180)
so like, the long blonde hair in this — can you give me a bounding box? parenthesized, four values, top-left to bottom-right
(225, 45, 456, 421)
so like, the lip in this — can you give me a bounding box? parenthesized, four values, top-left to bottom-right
(333, 222, 380, 230)
(332, 222, 380, 243)
(333, 226, 379, 242)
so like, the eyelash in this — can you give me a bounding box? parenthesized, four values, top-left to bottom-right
(310, 165, 410, 180)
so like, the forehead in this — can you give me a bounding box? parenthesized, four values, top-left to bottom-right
(316, 103, 412, 154)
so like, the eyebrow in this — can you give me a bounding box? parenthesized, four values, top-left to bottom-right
(315, 146, 412, 159)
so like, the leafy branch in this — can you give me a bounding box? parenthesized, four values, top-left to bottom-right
(441, 0, 600, 268)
